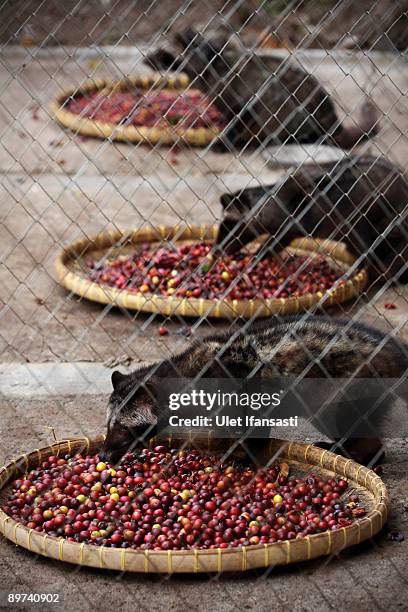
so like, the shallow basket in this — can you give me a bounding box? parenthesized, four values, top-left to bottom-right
(55, 225, 368, 319)
(50, 74, 221, 146)
(0, 436, 388, 573)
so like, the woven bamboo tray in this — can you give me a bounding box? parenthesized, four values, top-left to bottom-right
(55, 225, 368, 319)
(50, 74, 221, 146)
(0, 436, 388, 573)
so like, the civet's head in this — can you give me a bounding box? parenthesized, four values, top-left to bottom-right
(216, 187, 273, 254)
(144, 29, 237, 83)
(100, 369, 159, 464)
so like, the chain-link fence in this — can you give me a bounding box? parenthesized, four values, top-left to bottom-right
(0, 0, 407, 610)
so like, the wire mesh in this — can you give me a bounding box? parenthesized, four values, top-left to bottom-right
(0, 0, 407, 608)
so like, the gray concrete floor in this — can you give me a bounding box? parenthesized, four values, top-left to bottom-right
(0, 46, 408, 610)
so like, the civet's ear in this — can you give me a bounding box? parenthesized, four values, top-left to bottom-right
(175, 29, 202, 49)
(220, 193, 232, 208)
(219, 192, 245, 213)
(144, 49, 181, 72)
(111, 370, 127, 390)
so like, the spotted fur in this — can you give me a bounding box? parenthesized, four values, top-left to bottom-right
(216, 155, 408, 282)
(102, 316, 408, 464)
(145, 30, 379, 151)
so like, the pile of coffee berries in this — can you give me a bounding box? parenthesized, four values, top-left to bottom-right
(67, 89, 224, 130)
(2, 446, 366, 550)
(86, 242, 343, 300)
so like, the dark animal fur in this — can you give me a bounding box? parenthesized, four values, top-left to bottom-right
(216, 155, 408, 282)
(145, 29, 379, 150)
(102, 316, 408, 465)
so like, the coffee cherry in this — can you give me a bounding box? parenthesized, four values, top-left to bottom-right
(110, 533, 123, 545)
(67, 89, 224, 131)
(86, 242, 344, 303)
(3, 447, 365, 551)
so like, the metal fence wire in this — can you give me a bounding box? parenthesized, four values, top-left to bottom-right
(0, 0, 407, 607)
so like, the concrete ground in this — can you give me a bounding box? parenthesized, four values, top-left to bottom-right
(0, 45, 407, 610)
